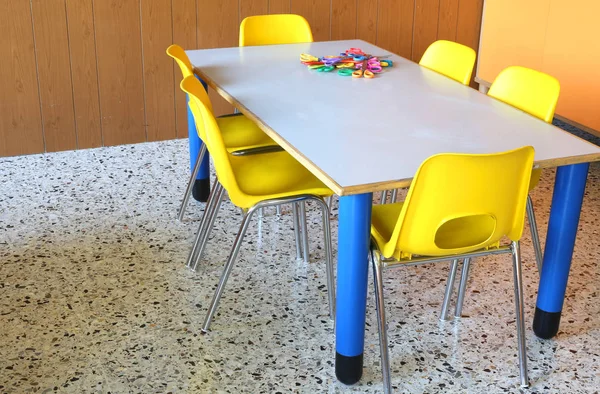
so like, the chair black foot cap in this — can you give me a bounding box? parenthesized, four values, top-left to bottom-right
(192, 178, 210, 202)
(533, 307, 561, 339)
(336, 352, 363, 385)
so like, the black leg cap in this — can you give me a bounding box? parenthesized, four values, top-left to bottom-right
(533, 307, 562, 339)
(192, 178, 211, 202)
(336, 352, 363, 385)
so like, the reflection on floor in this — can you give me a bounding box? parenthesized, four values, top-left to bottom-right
(1, 128, 599, 393)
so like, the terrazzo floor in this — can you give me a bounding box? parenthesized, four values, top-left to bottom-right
(1, 127, 599, 393)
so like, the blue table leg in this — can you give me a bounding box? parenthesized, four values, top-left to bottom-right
(187, 77, 211, 202)
(533, 163, 589, 339)
(335, 193, 372, 384)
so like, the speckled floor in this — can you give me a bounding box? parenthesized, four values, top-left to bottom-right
(1, 125, 599, 393)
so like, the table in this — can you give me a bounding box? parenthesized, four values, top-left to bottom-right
(186, 39, 600, 384)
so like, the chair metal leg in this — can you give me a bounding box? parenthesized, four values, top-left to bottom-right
(201, 208, 257, 333)
(381, 190, 389, 204)
(371, 249, 392, 394)
(299, 202, 310, 263)
(454, 257, 472, 318)
(185, 179, 221, 269)
(390, 189, 398, 203)
(276, 206, 282, 216)
(511, 241, 529, 387)
(317, 198, 335, 320)
(440, 259, 459, 321)
(526, 195, 543, 273)
(326, 195, 333, 210)
(189, 184, 225, 271)
(292, 202, 303, 260)
(178, 144, 207, 221)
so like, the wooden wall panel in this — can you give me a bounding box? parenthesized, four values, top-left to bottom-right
(1, 0, 487, 157)
(331, 0, 357, 40)
(291, 0, 331, 42)
(172, 0, 197, 138)
(0, 0, 44, 156)
(377, 0, 415, 59)
(269, 0, 291, 13)
(412, 0, 440, 61)
(197, 0, 238, 116)
(94, 0, 146, 146)
(141, 0, 176, 142)
(456, 0, 483, 52)
(31, 0, 77, 152)
(456, 0, 484, 86)
(241, 0, 269, 20)
(65, 0, 103, 149)
(356, 0, 378, 43)
(437, 0, 459, 41)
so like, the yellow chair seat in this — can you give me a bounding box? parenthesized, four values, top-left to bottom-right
(216, 114, 278, 152)
(227, 150, 332, 209)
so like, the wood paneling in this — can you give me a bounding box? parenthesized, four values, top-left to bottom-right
(456, 0, 483, 86)
(1, 0, 486, 157)
(331, 0, 357, 40)
(31, 0, 77, 152)
(141, 0, 176, 141)
(94, 0, 146, 146)
(377, 0, 415, 59)
(356, 0, 378, 43)
(269, 0, 291, 13)
(412, 0, 440, 61)
(437, 0, 459, 41)
(172, 0, 197, 138)
(241, 0, 269, 20)
(65, 0, 103, 149)
(0, 0, 44, 156)
(456, 0, 483, 51)
(291, 0, 331, 42)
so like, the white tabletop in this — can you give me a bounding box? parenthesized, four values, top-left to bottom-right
(187, 40, 600, 195)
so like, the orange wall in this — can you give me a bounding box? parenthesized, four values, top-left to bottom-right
(477, 0, 600, 133)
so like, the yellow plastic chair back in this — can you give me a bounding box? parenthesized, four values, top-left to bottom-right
(488, 66, 560, 123)
(167, 44, 214, 113)
(419, 40, 476, 85)
(488, 66, 560, 189)
(378, 147, 534, 259)
(181, 77, 237, 190)
(166, 44, 194, 78)
(239, 14, 313, 46)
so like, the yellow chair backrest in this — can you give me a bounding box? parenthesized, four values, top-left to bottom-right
(239, 14, 313, 46)
(381, 146, 535, 259)
(167, 44, 214, 113)
(419, 40, 476, 85)
(488, 66, 560, 123)
(180, 76, 239, 195)
(166, 44, 194, 78)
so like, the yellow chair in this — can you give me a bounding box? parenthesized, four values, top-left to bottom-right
(419, 40, 477, 85)
(239, 15, 317, 260)
(381, 40, 477, 204)
(370, 147, 535, 392)
(239, 14, 313, 47)
(488, 66, 561, 271)
(181, 75, 334, 332)
(166, 44, 281, 220)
